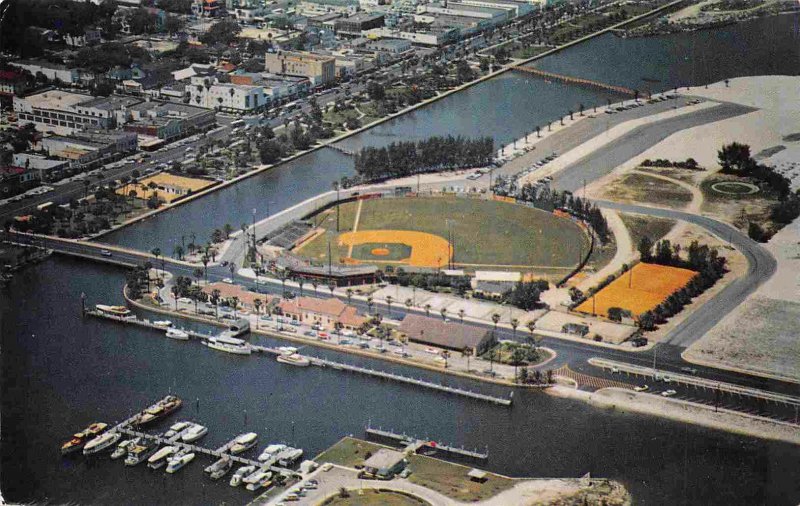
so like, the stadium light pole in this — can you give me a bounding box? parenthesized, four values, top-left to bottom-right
(333, 181, 340, 232)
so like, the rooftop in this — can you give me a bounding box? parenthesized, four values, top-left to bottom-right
(398, 313, 492, 350)
(363, 448, 405, 470)
(21, 89, 91, 111)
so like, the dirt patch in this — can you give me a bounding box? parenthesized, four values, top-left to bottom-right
(602, 173, 693, 207)
(619, 213, 677, 249)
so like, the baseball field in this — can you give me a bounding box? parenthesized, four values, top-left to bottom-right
(575, 262, 697, 317)
(295, 196, 590, 272)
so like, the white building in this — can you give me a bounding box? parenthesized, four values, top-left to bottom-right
(187, 77, 269, 113)
(10, 61, 80, 84)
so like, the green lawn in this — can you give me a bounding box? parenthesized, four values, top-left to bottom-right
(619, 213, 677, 249)
(314, 437, 387, 468)
(407, 454, 516, 502)
(297, 197, 589, 270)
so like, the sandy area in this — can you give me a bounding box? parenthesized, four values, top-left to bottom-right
(534, 311, 636, 345)
(549, 386, 800, 445)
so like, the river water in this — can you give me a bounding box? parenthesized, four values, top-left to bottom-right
(4, 14, 800, 506)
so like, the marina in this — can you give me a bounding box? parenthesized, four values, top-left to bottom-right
(87, 308, 515, 406)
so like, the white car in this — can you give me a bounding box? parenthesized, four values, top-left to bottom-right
(222, 278, 233, 284)
(661, 390, 677, 397)
(634, 385, 649, 392)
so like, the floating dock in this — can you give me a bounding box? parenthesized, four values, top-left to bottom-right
(365, 425, 488, 461)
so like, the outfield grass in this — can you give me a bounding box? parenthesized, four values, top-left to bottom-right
(297, 197, 589, 270)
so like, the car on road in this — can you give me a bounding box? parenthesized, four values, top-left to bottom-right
(634, 385, 649, 392)
(222, 278, 233, 284)
(680, 367, 698, 375)
(661, 390, 677, 397)
(321, 463, 333, 472)
(611, 366, 620, 374)
(178, 297, 192, 304)
(100, 249, 112, 257)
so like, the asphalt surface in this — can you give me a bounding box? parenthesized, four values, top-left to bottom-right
(552, 101, 756, 193)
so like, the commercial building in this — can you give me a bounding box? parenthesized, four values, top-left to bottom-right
(334, 12, 386, 37)
(187, 76, 270, 113)
(364, 38, 413, 55)
(264, 51, 336, 85)
(278, 296, 368, 331)
(298, 0, 359, 17)
(10, 60, 80, 84)
(419, 1, 510, 24)
(41, 130, 138, 171)
(0, 71, 30, 98)
(0, 166, 39, 198)
(11, 153, 70, 182)
(398, 313, 496, 355)
(124, 173, 214, 203)
(363, 26, 459, 46)
(13, 90, 142, 135)
(201, 282, 278, 312)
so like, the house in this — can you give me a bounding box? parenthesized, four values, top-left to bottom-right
(0, 166, 39, 198)
(201, 282, 277, 312)
(363, 449, 407, 479)
(278, 296, 367, 331)
(398, 314, 496, 355)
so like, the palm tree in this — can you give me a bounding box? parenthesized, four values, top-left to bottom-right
(173, 245, 185, 260)
(210, 289, 221, 319)
(405, 298, 413, 312)
(458, 309, 465, 324)
(346, 288, 353, 306)
(230, 296, 239, 318)
(440, 307, 447, 321)
(193, 267, 203, 287)
(278, 271, 288, 297)
(151, 248, 162, 277)
(511, 347, 526, 382)
(201, 255, 209, 283)
(424, 304, 431, 317)
(462, 346, 471, 372)
(254, 298, 262, 328)
(191, 292, 199, 314)
(228, 263, 235, 281)
(171, 285, 180, 310)
(366, 296, 374, 315)
(385, 295, 393, 317)
(328, 284, 335, 297)
(441, 350, 450, 369)
(311, 281, 318, 295)
(510, 318, 519, 340)
(298, 279, 305, 297)
(491, 313, 500, 337)
(526, 320, 537, 350)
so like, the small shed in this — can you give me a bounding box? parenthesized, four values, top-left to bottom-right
(468, 468, 488, 483)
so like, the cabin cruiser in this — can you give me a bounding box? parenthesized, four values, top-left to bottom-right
(125, 442, 157, 466)
(132, 395, 182, 426)
(276, 353, 310, 367)
(147, 446, 178, 470)
(246, 473, 273, 492)
(83, 432, 121, 455)
(258, 444, 287, 462)
(204, 336, 252, 355)
(166, 328, 190, 340)
(277, 448, 304, 467)
(61, 422, 108, 455)
(153, 320, 172, 327)
(164, 421, 191, 439)
(180, 423, 208, 443)
(110, 438, 138, 460)
(230, 465, 256, 487)
(166, 451, 196, 474)
(205, 457, 233, 480)
(96, 305, 131, 317)
(229, 432, 258, 454)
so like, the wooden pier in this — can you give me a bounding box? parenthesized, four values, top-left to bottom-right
(326, 144, 356, 156)
(513, 66, 637, 96)
(90, 312, 512, 407)
(365, 426, 488, 461)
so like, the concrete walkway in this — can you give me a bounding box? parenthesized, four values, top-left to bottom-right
(576, 209, 633, 292)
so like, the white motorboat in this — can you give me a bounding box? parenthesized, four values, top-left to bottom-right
(258, 444, 286, 462)
(246, 474, 273, 492)
(83, 432, 121, 455)
(110, 439, 136, 460)
(204, 336, 252, 355)
(166, 328, 190, 340)
(125, 442, 157, 466)
(181, 423, 208, 443)
(166, 452, 195, 474)
(147, 446, 177, 470)
(205, 457, 233, 480)
(276, 353, 311, 367)
(96, 305, 131, 317)
(229, 432, 258, 454)
(164, 421, 191, 439)
(243, 469, 271, 485)
(153, 320, 173, 327)
(277, 448, 304, 467)
(230, 465, 256, 487)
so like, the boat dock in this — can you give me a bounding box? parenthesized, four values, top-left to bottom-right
(365, 425, 488, 461)
(89, 311, 512, 407)
(325, 144, 356, 156)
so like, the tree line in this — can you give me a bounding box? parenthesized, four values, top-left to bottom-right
(349, 136, 495, 184)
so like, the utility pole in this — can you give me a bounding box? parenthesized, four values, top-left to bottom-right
(327, 240, 332, 276)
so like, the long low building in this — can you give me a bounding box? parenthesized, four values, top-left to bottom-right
(278, 296, 367, 331)
(398, 314, 496, 355)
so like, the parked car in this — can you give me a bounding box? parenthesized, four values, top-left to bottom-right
(661, 390, 677, 397)
(634, 385, 649, 392)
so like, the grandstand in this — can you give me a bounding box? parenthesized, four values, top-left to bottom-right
(264, 220, 314, 249)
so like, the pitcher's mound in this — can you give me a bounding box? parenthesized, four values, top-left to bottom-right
(371, 247, 390, 256)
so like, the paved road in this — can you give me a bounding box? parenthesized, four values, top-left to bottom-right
(552, 102, 755, 193)
(595, 200, 778, 348)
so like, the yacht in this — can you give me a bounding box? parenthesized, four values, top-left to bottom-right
(153, 320, 173, 327)
(203, 336, 252, 355)
(132, 395, 182, 426)
(204, 457, 233, 480)
(166, 452, 196, 474)
(125, 442, 157, 466)
(83, 432, 121, 455)
(230, 465, 256, 487)
(246, 474, 273, 492)
(277, 448, 304, 467)
(61, 422, 108, 455)
(164, 421, 191, 439)
(244, 468, 272, 485)
(166, 328, 190, 340)
(258, 444, 286, 462)
(147, 446, 178, 470)
(110, 439, 137, 460)
(229, 432, 258, 454)
(96, 305, 131, 317)
(180, 423, 208, 443)
(276, 353, 310, 367)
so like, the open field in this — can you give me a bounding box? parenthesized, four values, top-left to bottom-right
(406, 454, 516, 502)
(297, 196, 589, 272)
(684, 296, 800, 382)
(602, 172, 694, 207)
(576, 262, 696, 317)
(619, 212, 677, 248)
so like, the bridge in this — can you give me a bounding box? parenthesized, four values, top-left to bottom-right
(325, 144, 356, 156)
(513, 66, 637, 97)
